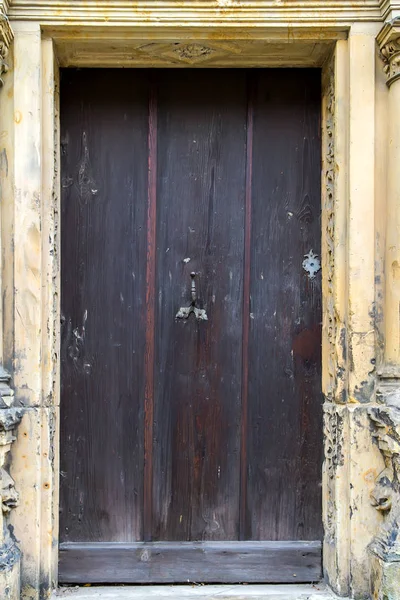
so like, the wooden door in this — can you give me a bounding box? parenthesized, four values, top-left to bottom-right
(59, 69, 322, 583)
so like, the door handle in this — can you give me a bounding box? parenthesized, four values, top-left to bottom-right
(176, 272, 208, 322)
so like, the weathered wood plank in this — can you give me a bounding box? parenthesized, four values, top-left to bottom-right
(143, 77, 158, 543)
(246, 69, 323, 541)
(59, 541, 322, 583)
(60, 68, 323, 581)
(153, 70, 247, 542)
(60, 69, 150, 542)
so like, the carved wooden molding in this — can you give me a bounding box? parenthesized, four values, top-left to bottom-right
(378, 17, 400, 87)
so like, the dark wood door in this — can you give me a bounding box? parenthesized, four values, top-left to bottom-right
(59, 69, 323, 584)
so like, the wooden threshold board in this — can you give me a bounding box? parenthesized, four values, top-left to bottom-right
(59, 541, 322, 584)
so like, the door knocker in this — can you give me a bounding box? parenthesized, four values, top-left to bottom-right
(176, 272, 208, 322)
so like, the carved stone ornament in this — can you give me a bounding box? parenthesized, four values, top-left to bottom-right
(381, 37, 400, 85)
(323, 404, 342, 542)
(369, 392, 400, 559)
(0, 40, 8, 87)
(324, 406, 343, 482)
(0, 367, 22, 594)
(368, 386, 400, 599)
(172, 43, 214, 61)
(0, 4, 12, 88)
(379, 18, 400, 87)
(322, 56, 339, 404)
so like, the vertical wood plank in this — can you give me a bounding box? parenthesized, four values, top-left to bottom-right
(60, 69, 149, 543)
(246, 69, 322, 541)
(144, 80, 158, 542)
(240, 73, 254, 541)
(152, 70, 247, 542)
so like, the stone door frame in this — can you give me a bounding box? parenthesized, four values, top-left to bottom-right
(0, 3, 398, 598)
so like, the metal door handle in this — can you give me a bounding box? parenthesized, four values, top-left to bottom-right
(176, 272, 208, 321)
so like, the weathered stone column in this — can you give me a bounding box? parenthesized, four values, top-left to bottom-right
(369, 18, 400, 600)
(321, 25, 387, 599)
(0, 3, 22, 599)
(2, 22, 60, 600)
(381, 18, 400, 370)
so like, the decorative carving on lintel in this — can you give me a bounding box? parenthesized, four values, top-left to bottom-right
(368, 384, 400, 563)
(378, 17, 400, 87)
(0, 2, 12, 88)
(134, 41, 239, 66)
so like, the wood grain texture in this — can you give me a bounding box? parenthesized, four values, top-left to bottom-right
(240, 73, 254, 541)
(246, 70, 323, 541)
(152, 70, 247, 542)
(59, 541, 322, 583)
(60, 70, 150, 542)
(60, 68, 322, 580)
(144, 79, 158, 542)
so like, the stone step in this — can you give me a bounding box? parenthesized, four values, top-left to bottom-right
(54, 584, 343, 600)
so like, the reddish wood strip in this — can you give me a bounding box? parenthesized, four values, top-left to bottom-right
(144, 80, 158, 542)
(240, 74, 254, 541)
